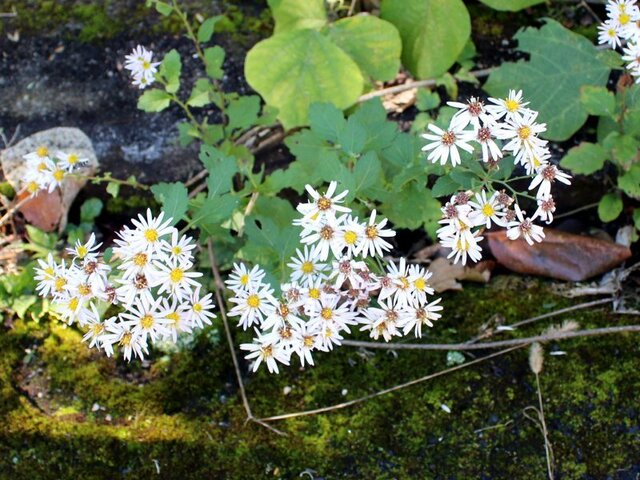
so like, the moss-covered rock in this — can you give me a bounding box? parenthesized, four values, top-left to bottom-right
(1, 278, 639, 478)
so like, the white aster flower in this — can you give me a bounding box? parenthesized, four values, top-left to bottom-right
(407, 264, 435, 304)
(599, 20, 623, 48)
(486, 89, 531, 122)
(186, 287, 217, 328)
(287, 246, 326, 287)
(296, 181, 351, 223)
(119, 296, 170, 344)
(161, 230, 196, 264)
(447, 97, 490, 130)
(399, 298, 443, 338)
(441, 230, 484, 265)
(228, 285, 276, 330)
(240, 332, 290, 374)
(124, 45, 160, 86)
(532, 195, 557, 225)
(468, 190, 506, 228)
(356, 209, 395, 258)
(67, 232, 102, 262)
(155, 258, 203, 301)
(57, 151, 86, 171)
(528, 164, 572, 199)
(101, 322, 148, 361)
(506, 205, 545, 245)
(421, 123, 474, 167)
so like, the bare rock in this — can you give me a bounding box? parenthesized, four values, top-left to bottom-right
(1, 127, 98, 232)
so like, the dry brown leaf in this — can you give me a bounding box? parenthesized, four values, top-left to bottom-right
(486, 229, 632, 281)
(382, 87, 417, 113)
(429, 257, 495, 293)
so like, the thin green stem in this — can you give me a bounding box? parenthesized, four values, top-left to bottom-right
(554, 201, 599, 220)
(79, 174, 149, 191)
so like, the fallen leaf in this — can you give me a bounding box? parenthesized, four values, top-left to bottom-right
(486, 229, 632, 281)
(382, 87, 417, 113)
(429, 257, 495, 293)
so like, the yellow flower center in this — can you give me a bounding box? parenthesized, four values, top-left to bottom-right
(91, 323, 104, 335)
(44, 267, 55, 277)
(344, 230, 358, 245)
(399, 277, 410, 290)
(414, 278, 426, 291)
(53, 169, 65, 182)
(27, 181, 40, 193)
(67, 154, 79, 165)
(320, 307, 333, 320)
(78, 284, 92, 297)
(142, 60, 151, 69)
(301, 261, 315, 275)
(193, 302, 203, 313)
(172, 246, 182, 256)
(119, 331, 132, 347)
(309, 288, 320, 300)
(169, 268, 184, 283)
(247, 294, 260, 308)
(133, 252, 148, 267)
(317, 196, 332, 211)
(303, 336, 315, 347)
(517, 126, 531, 140)
(620, 13, 631, 25)
(144, 229, 159, 243)
(54, 277, 67, 292)
(505, 98, 519, 112)
(456, 238, 469, 252)
(140, 314, 154, 329)
(36, 146, 49, 157)
(240, 274, 250, 285)
(68, 297, 79, 311)
(608, 28, 616, 37)
(166, 311, 180, 325)
(76, 245, 88, 258)
(261, 345, 273, 358)
(365, 225, 378, 239)
(482, 203, 495, 217)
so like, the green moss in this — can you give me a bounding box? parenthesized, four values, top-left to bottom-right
(1, 279, 639, 478)
(105, 193, 158, 215)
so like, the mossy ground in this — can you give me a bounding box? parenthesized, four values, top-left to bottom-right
(1, 278, 639, 479)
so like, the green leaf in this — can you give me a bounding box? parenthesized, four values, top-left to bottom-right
(154, 1, 173, 15)
(338, 116, 367, 155)
(198, 15, 224, 43)
(596, 49, 624, 69)
(268, 0, 326, 34)
(449, 170, 475, 190)
(245, 29, 363, 129)
(560, 142, 607, 175)
(159, 49, 181, 94)
(484, 19, 611, 141)
(598, 193, 623, 222)
(477, 0, 544, 11)
(12, 295, 37, 319)
(618, 164, 640, 199)
(199, 145, 239, 197)
(137, 89, 171, 112)
(204, 46, 225, 80)
(381, 180, 440, 232)
(603, 132, 640, 167)
(354, 151, 383, 195)
(187, 79, 212, 107)
(431, 175, 460, 197)
(416, 89, 440, 111)
(381, 0, 471, 79)
(80, 198, 103, 224)
(308, 103, 346, 143)
(227, 95, 261, 132)
(580, 86, 616, 117)
(106, 181, 120, 198)
(323, 14, 401, 82)
(633, 208, 640, 230)
(150, 182, 189, 225)
(191, 194, 239, 232)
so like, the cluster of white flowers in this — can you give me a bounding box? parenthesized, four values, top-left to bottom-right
(422, 90, 572, 265)
(599, 0, 640, 82)
(226, 182, 443, 374)
(124, 45, 160, 89)
(21, 146, 86, 196)
(35, 209, 216, 360)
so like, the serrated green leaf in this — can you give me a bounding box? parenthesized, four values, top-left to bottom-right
(204, 46, 225, 80)
(618, 164, 640, 199)
(416, 89, 440, 111)
(150, 182, 189, 225)
(199, 145, 238, 196)
(354, 151, 383, 194)
(12, 295, 37, 319)
(596, 49, 624, 69)
(198, 15, 224, 43)
(187, 79, 212, 107)
(449, 170, 475, 189)
(191, 194, 239, 232)
(598, 192, 623, 222)
(484, 19, 611, 141)
(323, 14, 401, 82)
(80, 198, 103, 224)
(381, 0, 470, 79)
(432, 175, 460, 197)
(227, 95, 261, 132)
(581, 86, 616, 117)
(159, 49, 181, 94)
(308, 102, 346, 143)
(137, 89, 171, 112)
(338, 116, 367, 155)
(245, 29, 363, 129)
(268, 0, 327, 34)
(560, 142, 607, 175)
(603, 132, 639, 167)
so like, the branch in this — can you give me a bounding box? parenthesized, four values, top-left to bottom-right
(341, 324, 640, 351)
(357, 67, 494, 103)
